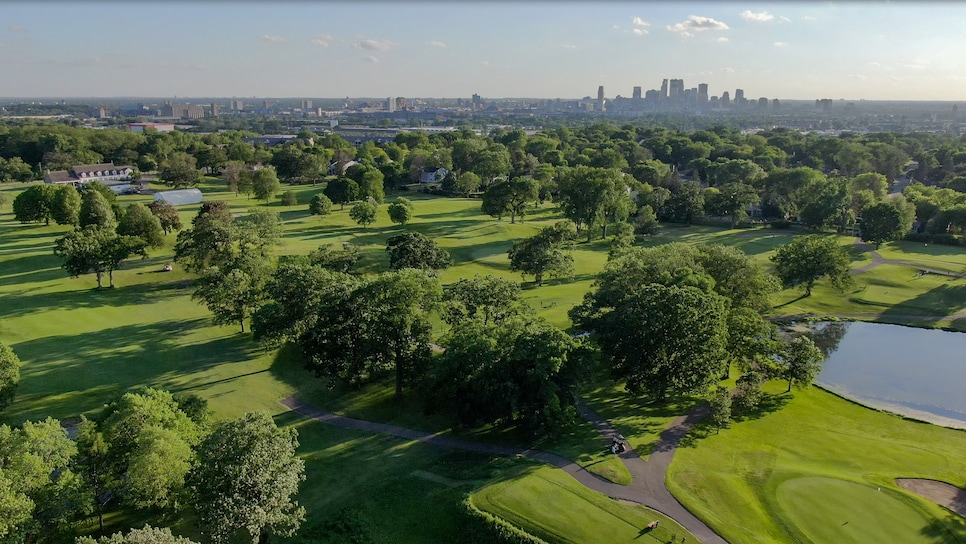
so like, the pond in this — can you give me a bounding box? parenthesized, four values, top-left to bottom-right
(798, 321, 966, 429)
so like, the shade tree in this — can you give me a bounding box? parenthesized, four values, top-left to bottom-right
(158, 152, 202, 188)
(386, 231, 451, 272)
(442, 274, 526, 326)
(51, 184, 82, 226)
(429, 315, 592, 435)
(117, 203, 165, 249)
(387, 197, 414, 226)
(770, 235, 854, 296)
(54, 227, 147, 288)
(147, 199, 183, 235)
(507, 221, 576, 286)
(79, 188, 117, 230)
(309, 193, 333, 220)
(779, 336, 825, 392)
(12, 184, 58, 225)
(189, 412, 305, 544)
(0, 342, 20, 411)
(349, 200, 377, 228)
(481, 177, 539, 223)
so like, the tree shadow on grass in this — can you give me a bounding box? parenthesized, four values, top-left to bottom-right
(919, 512, 966, 543)
(880, 283, 966, 327)
(0, 278, 193, 319)
(8, 317, 263, 422)
(678, 392, 790, 449)
(581, 380, 705, 456)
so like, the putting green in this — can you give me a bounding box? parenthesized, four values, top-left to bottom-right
(777, 477, 935, 544)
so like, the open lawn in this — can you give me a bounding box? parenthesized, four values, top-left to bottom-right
(472, 465, 699, 544)
(668, 384, 966, 544)
(3, 178, 966, 543)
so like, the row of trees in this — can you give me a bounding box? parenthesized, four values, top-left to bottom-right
(19, 182, 184, 288)
(0, 388, 304, 544)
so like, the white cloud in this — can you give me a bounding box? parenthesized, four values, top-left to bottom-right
(8, 25, 25, 33)
(632, 17, 650, 27)
(666, 15, 729, 37)
(721, 66, 736, 73)
(741, 10, 774, 22)
(779, 16, 791, 23)
(904, 64, 926, 70)
(699, 70, 713, 76)
(633, 28, 648, 36)
(481, 60, 490, 67)
(868, 62, 881, 67)
(804, 15, 817, 21)
(613, 25, 620, 30)
(717, 37, 729, 43)
(310, 34, 333, 47)
(428, 41, 446, 48)
(849, 74, 867, 80)
(363, 55, 379, 63)
(355, 39, 398, 52)
(261, 35, 286, 43)
(561, 44, 577, 49)
(774, 41, 787, 47)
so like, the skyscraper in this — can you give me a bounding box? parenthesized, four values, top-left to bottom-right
(698, 83, 709, 104)
(721, 91, 730, 107)
(660, 79, 668, 99)
(632, 86, 642, 99)
(735, 89, 745, 105)
(669, 79, 684, 99)
(597, 86, 604, 102)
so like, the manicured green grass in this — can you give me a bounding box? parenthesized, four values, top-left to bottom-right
(771, 264, 966, 325)
(668, 385, 966, 544)
(877, 239, 966, 271)
(472, 465, 699, 544)
(777, 477, 941, 544)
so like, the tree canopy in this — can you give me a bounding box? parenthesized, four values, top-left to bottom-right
(770, 235, 854, 296)
(189, 412, 305, 544)
(386, 231, 451, 272)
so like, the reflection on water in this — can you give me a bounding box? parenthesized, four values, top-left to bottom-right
(795, 321, 966, 429)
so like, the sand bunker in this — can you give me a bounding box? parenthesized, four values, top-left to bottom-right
(896, 479, 966, 517)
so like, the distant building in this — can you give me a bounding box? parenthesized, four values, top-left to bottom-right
(210, 103, 220, 117)
(387, 97, 396, 113)
(44, 162, 134, 190)
(669, 79, 685, 99)
(660, 79, 668, 99)
(128, 122, 175, 133)
(721, 91, 731, 107)
(419, 166, 448, 184)
(230, 100, 244, 111)
(301, 99, 313, 109)
(632, 86, 642, 99)
(161, 102, 204, 119)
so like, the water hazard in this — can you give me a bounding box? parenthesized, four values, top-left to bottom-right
(798, 321, 966, 429)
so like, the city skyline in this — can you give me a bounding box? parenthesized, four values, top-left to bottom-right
(1, 1, 964, 101)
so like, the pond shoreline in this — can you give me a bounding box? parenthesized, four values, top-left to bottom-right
(792, 321, 966, 431)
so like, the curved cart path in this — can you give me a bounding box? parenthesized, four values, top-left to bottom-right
(852, 238, 966, 278)
(281, 396, 727, 544)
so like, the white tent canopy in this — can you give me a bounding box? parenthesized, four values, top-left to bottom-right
(153, 189, 203, 206)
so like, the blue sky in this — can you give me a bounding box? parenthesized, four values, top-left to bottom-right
(1, 1, 964, 101)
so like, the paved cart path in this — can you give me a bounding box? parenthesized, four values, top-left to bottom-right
(281, 396, 728, 544)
